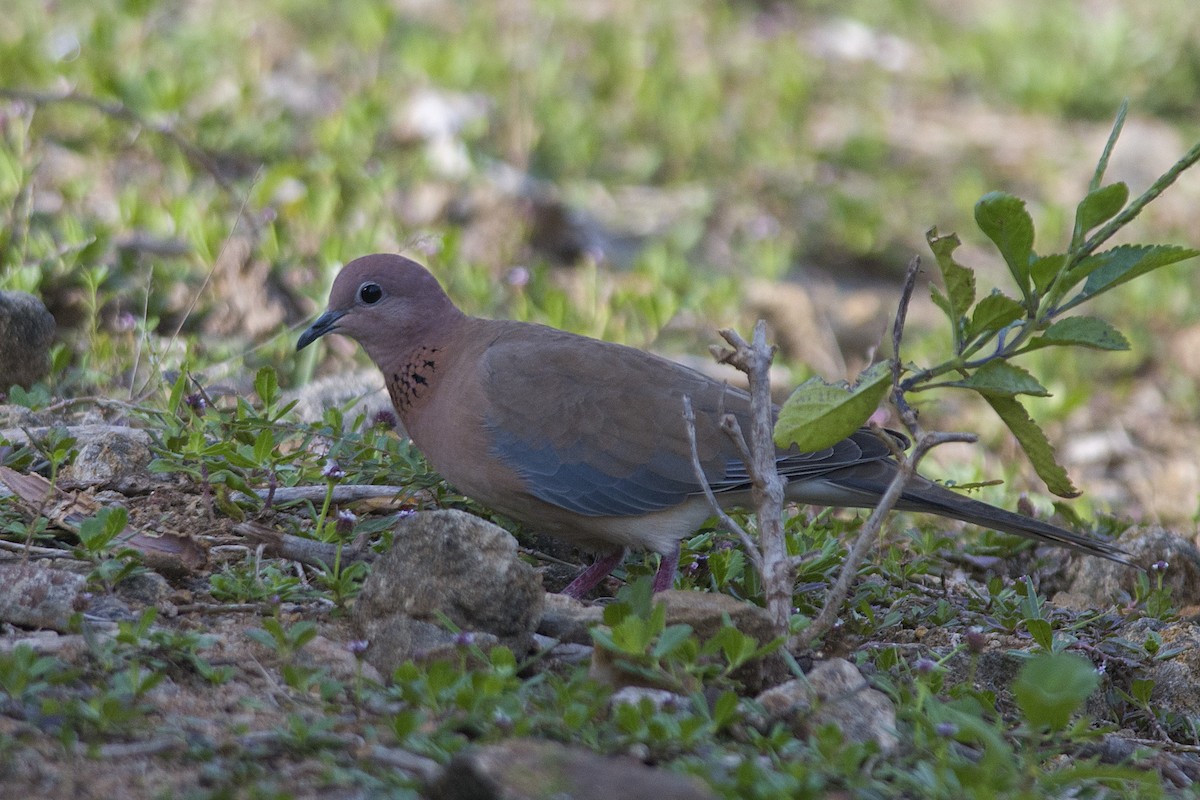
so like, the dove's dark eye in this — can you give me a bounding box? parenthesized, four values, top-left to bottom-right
(358, 282, 383, 304)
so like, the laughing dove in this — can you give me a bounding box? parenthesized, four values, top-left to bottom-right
(298, 254, 1128, 598)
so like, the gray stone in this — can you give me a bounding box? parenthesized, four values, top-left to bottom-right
(360, 615, 501, 676)
(353, 510, 543, 673)
(588, 590, 786, 693)
(429, 738, 717, 800)
(0, 291, 55, 391)
(1123, 619, 1200, 718)
(537, 591, 603, 644)
(756, 657, 898, 753)
(611, 686, 687, 713)
(284, 368, 394, 427)
(60, 425, 155, 491)
(1064, 526, 1200, 607)
(656, 589, 778, 645)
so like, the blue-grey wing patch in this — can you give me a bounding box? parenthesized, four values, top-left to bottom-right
(490, 425, 712, 516)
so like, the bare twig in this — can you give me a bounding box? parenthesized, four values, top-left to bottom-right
(232, 484, 418, 506)
(710, 321, 793, 634)
(801, 430, 977, 649)
(234, 521, 376, 568)
(0, 537, 78, 559)
(366, 744, 443, 784)
(891, 255, 923, 431)
(681, 396, 763, 574)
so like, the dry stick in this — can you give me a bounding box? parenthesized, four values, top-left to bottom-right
(234, 521, 376, 568)
(891, 256, 924, 430)
(711, 321, 792, 636)
(236, 484, 416, 505)
(802, 253, 977, 649)
(800, 429, 976, 649)
(681, 396, 763, 575)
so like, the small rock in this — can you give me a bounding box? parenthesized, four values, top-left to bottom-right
(656, 590, 778, 644)
(0, 291, 55, 391)
(353, 510, 544, 674)
(588, 590, 785, 693)
(114, 570, 174, 610)
(755, 657, 898, 753)
(0, 562, 89, 631)
(284, 368, 394, 427)
(611, 686, 687, 713)
(60, 425, 155, 491)
(361, 615, 501, 675)
(1124, 619, 1200, 718)
(0, 403, 44, 430)
(1064, 526, 1200, 606)
(660, 590, 787, 692)
(429, 738, 717, 800)
(537, 640, 594, 668)
(538, 592, 603, 644)
(297, 634, 384, 685)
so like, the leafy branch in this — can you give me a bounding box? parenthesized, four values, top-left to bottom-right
(776, 103, 1200, 497)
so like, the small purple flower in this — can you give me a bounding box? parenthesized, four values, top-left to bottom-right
(335, 508, 357, 537)
(346, 639, 369, 657)
(415, 237, 443, 257)
(506, 266, 530, 288)
(454, 631, 475, 647)
(914, 657, 937, 675)
(935, 721, 958, 737)
(371, 409, 398, 429)
(746, 214, 781, 241)
(114, 311, 137, 333)
(1152, 560, 1169, 573)
(185, 393, 207, 415)
(396, 508, 417, 520)
(322, 459, 346, 481)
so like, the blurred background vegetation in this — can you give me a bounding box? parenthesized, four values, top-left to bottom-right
(2, 0, 1200, 515)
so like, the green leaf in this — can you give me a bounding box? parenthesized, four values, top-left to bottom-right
(983, 395, 1080, 497)
(926, 227, 974, 338)
(774, 361, 891, 452)
(1062, 244, 1200, 311)
(975, 192, 1035, 297)
(966, 290, 1025, 342)
(1074, 182, 1128, 236)
(253, 428, 275, 464)
(949, 361, 1049, 398)
(1028, 253, 1065, 295)
(255, 366, 280, 411)
(1131, 677, 1154, 705)
(929, 285, 953, 324)
(78, 506, 130, 552)
(1025, 316, 1129, 352)
(1089, 100, 1128, 192)
(611, 616, 652, 653)
(711, 689, 740, 728)
(651, 624, 695, 659)
(1013, 652, 1099, 730)
(1024, 618, 1054, 651)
